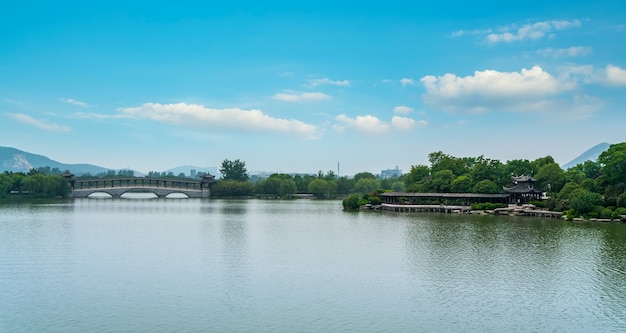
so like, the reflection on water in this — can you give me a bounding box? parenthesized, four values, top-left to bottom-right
(1, 199, 625, 332)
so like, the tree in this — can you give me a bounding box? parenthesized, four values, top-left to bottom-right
(260, 177, 282, 196)
(308, 179, 336, 198)
(212, 179, 254, 197)
(617, 191, 626, 208)
(531, 156, 556, 174)
(335, 177, 355, 195)
(451, 175, 472, 193)
(430, 170, 455, 192)
(279, 179, 297, 197)
(599, 143, 626, 181)
(391, 181, 405, 192)
(429, 151, 467, 176)
(354, 172, 376, 182)
(219, 159, 249, 182)
(0, 174, 11, 198)
(569, 191, 603, 216)
(353, 178, 379, 194)
(557, 182, 581, 200)
(505, 159, 533, 178)
(565, 168, 586, 184)
(473, 179, 499, 194)
(342, 193, 364, 210)
(535, 163, 566, 193)
(405, 164, 430, 188)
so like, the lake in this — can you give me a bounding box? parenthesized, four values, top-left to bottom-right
(1, 198, 625, 332)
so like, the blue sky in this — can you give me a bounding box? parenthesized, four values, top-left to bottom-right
(2, 1, 625, 175)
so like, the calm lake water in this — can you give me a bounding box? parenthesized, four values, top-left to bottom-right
(1, 198, 626, 332)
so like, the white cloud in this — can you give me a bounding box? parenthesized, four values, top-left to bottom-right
(451, 28, 493, 38)
(61, 98, 89, 107)
(604, 64, 626, 86)
(575, 64, 626, 86)
(335, 114, 389, 134)
(305, 78, 350, 88)
(537, 46, 591, 58)
(485, 19, 581, 43)
(391, 116, 427, 131)
(393, 106, 414, 114)
(400, 78, 416, 86)
(7, 113, 70, 132)
(118, 103, 319, 139)
(334, 114, 426, 134)
(272, 92, 331, 102)
(74, 112, 131, 119)
(419, 66, 599, 118)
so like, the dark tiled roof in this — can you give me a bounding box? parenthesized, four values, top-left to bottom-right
(503, 184, 542, 193)
(382, 192, 509, 199)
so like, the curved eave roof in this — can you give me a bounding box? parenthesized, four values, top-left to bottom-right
(512, 175, 537, 182)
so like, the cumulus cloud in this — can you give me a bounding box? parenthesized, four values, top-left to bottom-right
(7, 113, 70, 132)
(61, 98, 89, 107)
(304, 78, 350, 88)
(391, 116, 427, 131)
(272, 92, 331, 102)
(537, 46, 592, 58)
(400, 78, 416, 86)
(334, 114, 425, 134)
(393, 105, 414, 114)
(486, 19, 581, 43)
(419, 66, 601, 118)
(575, 64, 626, 86)
(335, 114, 389, 134)
(118, 103, 319, 139)
(604, 64, 626, 85)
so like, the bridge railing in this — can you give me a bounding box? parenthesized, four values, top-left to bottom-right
(72, 177, 207, 191)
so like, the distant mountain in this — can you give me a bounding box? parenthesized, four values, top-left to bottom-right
(561, 142, 611, 169)
(0, 146, 111, 175)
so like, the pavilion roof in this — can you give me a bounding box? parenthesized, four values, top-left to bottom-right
(503, 184, 543, 194)
(512, 174, 537, 182)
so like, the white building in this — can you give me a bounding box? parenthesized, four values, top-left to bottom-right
(381, 166, 402, 179)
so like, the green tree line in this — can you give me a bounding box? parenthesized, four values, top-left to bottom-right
(216, 144, 626, 218)
(0, 170, 71, 198)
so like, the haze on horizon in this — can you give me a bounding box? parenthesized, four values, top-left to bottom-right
(1, 1, 625, 176)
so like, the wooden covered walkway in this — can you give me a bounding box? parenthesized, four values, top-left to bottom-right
(381, 192, 509, 206)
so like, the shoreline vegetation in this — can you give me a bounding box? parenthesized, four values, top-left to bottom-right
(3, 143, 626, 223)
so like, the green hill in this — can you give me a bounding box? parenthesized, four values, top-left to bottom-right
(0, 146, 111, 176)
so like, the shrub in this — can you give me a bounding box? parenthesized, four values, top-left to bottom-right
(369, 196, 381, 205)
(617, 191, 626, 208)
(569, 191, 603, 216)
(600, 208, 614, 219)
(342, 194, 362, 210)
(471, 202, 506, 211)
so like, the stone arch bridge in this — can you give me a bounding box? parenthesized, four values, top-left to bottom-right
(65, 174, 216, 199)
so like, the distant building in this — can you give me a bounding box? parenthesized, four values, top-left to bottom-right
(190, 169, 197, 179)
(381, 166, 402, 179)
